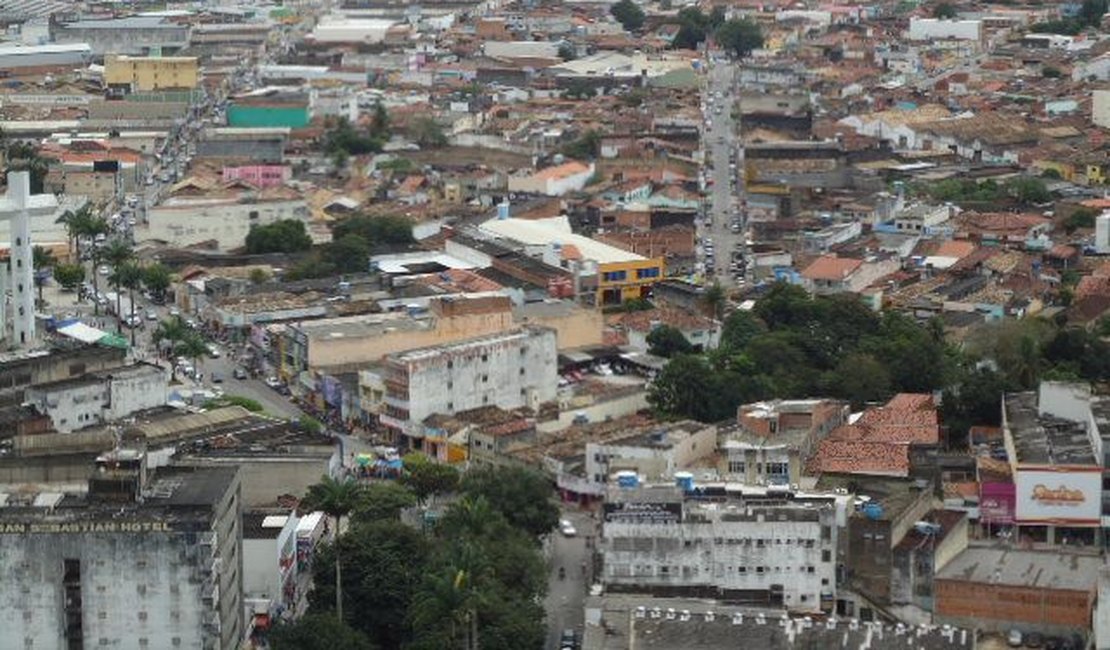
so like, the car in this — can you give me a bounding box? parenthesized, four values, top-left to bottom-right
(1007, 630, 1024, 647)
(98, 265, 110, 276)
(123, 315, 142, 328)
(1044, 637, 1064, 650)
(211, 372, 224, 384)
(233, 368, 248, 380)
(559, 519, 577, 537)
(265, 376, 283, 389)
(1024, 633, 1044, 649)
(169, 307, 181, 317)
(185, 319, 197, 329)
(207, 344, 221, 359)
(560, 629, 578, 650)
(146, 309, 158, 321)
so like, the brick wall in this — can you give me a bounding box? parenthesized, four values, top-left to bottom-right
(935, 579, 1093, 632)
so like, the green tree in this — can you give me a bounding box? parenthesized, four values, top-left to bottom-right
(249, 267, 271, 284)
(703, 282, 726, 319)
(332, 214, 414, 245)
(1080, 0, 1108, 26)
(1004, 177, 1051, 204)
(300, 476, 366, 623)
(561, 130, 602, 160)
(32, 246, 55, 308)
(142, 263, 172, 303)
(175, 331, 209, 379)
(309, 520, 428, 647)
(244, 219, 313, 254)
(4, 141, 49, 193)
(154, 316, 190, 358)
(649, 354, 729, 420)
(940, 366, 1009, 448)
(52, 262, 85, 291)
(354, 481, 417, 522)
(325, 117, 384, 156)
(1064, 207, 1098, 234)
(611, 0, 646, 31)
(370, 102, 390, 139)
(563, 80, 597, 100)
(557, 42, 577, 60)
(101, 239, 133, 332)
(933, 2, 957, 18)
(827, 353, 891, 409)
(401, 453, 460, 505)
(326, 234, 372, 274)
(409, 116, 448, 147)
(672, 7, 711, 49)
(113, 262, 145, 346)
(269, 614, 376, 650)
(299, 415, 324, 434)
(459, 466, 558, 539)
(715, 18, 763, 58)
(646, 324, 694, 357)
(720, 310, 764, 350)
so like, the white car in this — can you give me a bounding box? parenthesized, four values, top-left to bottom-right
(265, 376, 283, 389)
(98, 265, 110, 276)
(169, 307, 181, 317)
(559, 519, 577, 537)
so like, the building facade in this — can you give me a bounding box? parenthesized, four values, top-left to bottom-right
(600, 483, 839, 611)
(24, 363, 168, 433)
(379, 326, 558, 449)
(105, 55, 199, 92)
(0, 452, 244, 649)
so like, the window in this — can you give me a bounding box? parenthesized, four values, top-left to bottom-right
(447, 360, 454, 369)
(807, 566, 815, 574)
(765, 462, 789, 477)
(728, 461, 745, 474)
(138, 611, 147, 621)
(482, 374, 488, 382)
(635, 267, 660, 279)
(822, 550, 832, 562)
(756, 566, 764, 574)
(481, 354, 488, 362)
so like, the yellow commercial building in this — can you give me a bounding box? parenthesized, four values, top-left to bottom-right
(104, 55, 199, 92)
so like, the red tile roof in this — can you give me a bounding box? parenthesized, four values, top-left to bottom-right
(808, 393, 938, 477)
(801, 254, 862, 281)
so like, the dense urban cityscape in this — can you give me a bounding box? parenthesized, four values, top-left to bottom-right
(1, 0, 1110, 648)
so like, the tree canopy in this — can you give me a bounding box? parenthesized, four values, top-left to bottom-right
(646, 325, 694, 358)
(610, 0, 645, 31)
(245, 219, 313, 254)
(269, 614, 376, 650)
(715, 18, 763, 58)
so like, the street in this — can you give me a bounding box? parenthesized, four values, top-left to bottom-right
(544, 508, 595, 650)
(700, 58, 749, 289)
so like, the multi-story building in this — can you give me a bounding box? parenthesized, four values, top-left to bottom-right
(479, 215, 665, 307)
(0, 450, 244, 649)
(600, 482, 839, 611)
(722, 399, 848, 485)
(104, 55, 199, 92)
(23, 363, 168, 433)
(584, 421, 717, 487)
(378, 326, 558, 452)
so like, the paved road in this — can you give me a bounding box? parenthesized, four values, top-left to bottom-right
(544, 508, 596, 650)
(700, 58, 748, 289)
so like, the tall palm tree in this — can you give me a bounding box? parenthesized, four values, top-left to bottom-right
(114, 262, 145, 346)
(175, 332, 209, 381)
(58, 204, 95, 260)
(703, 282, 726, 320)
(299, 476, 365, 623)
(31, 246, 55, 309)
(153, 316, 189, 358)
(101, 239, 133, 331)
(411, 543, 487, 650)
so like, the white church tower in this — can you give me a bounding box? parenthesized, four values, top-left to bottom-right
(0, 171, 50, 348)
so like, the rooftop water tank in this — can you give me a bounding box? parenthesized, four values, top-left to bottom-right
(616, 471, 639, 489)
(675, 472, 694, 493)
(862, 502, 884, 521)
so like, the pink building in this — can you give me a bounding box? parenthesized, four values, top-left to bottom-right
(222, 165, 291, 188)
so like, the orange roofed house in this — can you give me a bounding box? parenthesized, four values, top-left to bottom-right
(808, 393, 940, 477)
(800, 253, 900, 296)
(507, 160, 597, 197)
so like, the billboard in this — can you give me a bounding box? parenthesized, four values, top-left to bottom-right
(1015, 468, 1102, 525)
(979, 482, 1015, 525)
(603, 501, 682, 525)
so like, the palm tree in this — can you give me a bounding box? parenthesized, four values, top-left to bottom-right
(153, 316, 189, 359)
(31, 246, 55, 309)
(101, 239, 133, 331)
(114, 262, 145, 346)
(299, 476, 365, 623)
(704, 282, 726, 320)
(411, 544, 487, 650)
(58, 204, 95, 260)
(175, 332, 209, 382)
(142, 263, 172, 304)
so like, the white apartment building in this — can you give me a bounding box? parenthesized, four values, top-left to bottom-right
(601, 483, 840, 611)
(379, 326, 558, 452)
(24, 363, 168, 433)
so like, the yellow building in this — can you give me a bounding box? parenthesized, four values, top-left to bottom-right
(596, 258, 665, 306)
(104, 55, 199, 92)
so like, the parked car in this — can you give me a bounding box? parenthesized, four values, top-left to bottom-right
(559, 519, 577, 537)
(233, 368, 248, 380)
(1007, 630, 1023, 647)
(211, 372, 223, 384)
(1024, 633, 1044, 649)
(560, 629, 578, 650)
(265, 376, 283, 389)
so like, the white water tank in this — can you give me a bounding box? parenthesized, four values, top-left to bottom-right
(1097, 212, 1110, 254)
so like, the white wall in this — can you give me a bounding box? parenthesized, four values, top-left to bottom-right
(108, 366, 168, 421)
(405, 327, 558, 424)
(1097, 90, 1110, 130)
(142, 199, 310, 251)
(908, 18, 981, 41)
